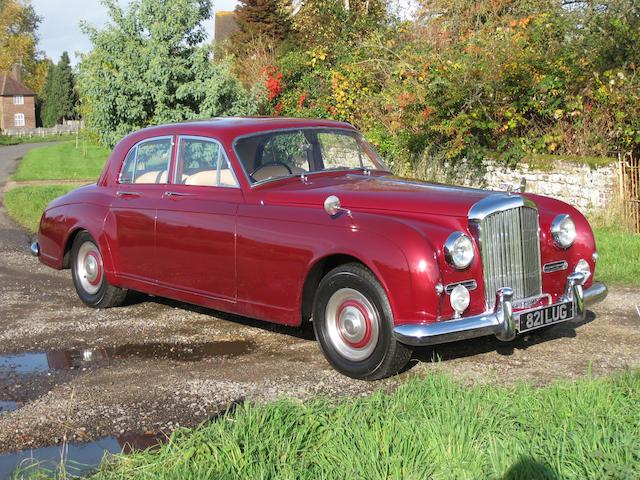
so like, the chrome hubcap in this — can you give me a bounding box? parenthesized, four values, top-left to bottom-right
(76, 242, 103, 295)
(325, 288, 379, 361)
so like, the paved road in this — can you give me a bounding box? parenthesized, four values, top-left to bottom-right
(0, 143, 638, 454)
(0, 143, 53, 253)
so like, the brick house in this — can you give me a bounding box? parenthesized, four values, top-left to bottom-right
(0, 66, 36, 131)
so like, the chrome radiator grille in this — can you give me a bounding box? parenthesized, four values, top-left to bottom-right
(479, 206, 542, 308)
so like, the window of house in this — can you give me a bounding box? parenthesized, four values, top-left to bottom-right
(13, 95, 24, 105)
(14, 113, 25, 127)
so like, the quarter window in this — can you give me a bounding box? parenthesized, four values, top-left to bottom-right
(13, 95, 24, 105)
(175, 137, 237, 187)
(119, 137, 172, 184)
(14, 113, 25, 127)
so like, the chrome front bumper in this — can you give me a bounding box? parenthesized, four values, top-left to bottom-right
(393, 273, 608, 347)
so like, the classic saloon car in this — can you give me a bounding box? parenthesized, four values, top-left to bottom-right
(32, 118, 607, 379)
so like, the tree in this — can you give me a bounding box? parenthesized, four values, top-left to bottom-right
(292, 0, 387, 47)
(41, 52, 76, 127)
(0, 0, 47, 93)
(78, 0, 257, 147)
(229, 0, 291, 55)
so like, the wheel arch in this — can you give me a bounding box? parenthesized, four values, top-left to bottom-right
(61, 226, 117, 283)
(300, 253, 391, 325)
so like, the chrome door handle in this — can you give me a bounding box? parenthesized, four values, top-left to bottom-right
(116, 191, 141, 197)
(164, 191, 194, 197)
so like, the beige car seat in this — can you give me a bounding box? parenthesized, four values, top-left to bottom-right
(184, 170, 237, 186)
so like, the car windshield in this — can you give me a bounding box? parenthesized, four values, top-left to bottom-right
(234, 128, 388, 184)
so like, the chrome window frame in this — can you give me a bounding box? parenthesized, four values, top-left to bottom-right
(231, 127, 390, 188)
(117, 135, 174, 185)
(174, 135, 240, 189)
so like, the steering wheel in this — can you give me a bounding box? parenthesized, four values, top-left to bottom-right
(251, 161, 293, 178)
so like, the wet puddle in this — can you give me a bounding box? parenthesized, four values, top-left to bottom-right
(0, 401, 17, 414)
(0, 432, 166, 478)
(0, 340, 252, 374)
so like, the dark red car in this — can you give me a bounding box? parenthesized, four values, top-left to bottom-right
(32, 118, 607, 379)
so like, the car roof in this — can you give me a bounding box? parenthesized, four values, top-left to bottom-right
(130, 117, 356, 141)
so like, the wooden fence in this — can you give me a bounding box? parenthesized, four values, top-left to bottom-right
(2, 121, 83, 137)
(619, 152, 640, 233)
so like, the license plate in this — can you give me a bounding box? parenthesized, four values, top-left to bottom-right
(518, 302, 574, 333)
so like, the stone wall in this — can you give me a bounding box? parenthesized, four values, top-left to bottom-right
(480, 160, 617, 213)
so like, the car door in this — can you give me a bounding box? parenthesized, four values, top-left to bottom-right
(154, 136, 241, 302)
(109, 136, 174, 282)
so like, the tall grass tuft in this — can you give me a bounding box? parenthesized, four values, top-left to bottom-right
(85, 372, 640, 480)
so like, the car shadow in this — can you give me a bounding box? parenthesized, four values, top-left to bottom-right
(123, 291, 597, 365)
(124, 291, 317, 341)
(408, 311, 596, 366)
(501, 457, 558, 480)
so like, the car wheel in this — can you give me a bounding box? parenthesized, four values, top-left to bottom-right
(313, 263, 413, 380)
(71, 231, 127, 308)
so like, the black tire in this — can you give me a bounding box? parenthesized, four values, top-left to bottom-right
(71, 231, 127, 308)
(312, 263, 413, 380)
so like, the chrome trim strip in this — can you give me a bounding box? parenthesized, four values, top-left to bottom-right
(543, 260, 568, 273)
(468, 193, 538, 222)
(393, 280, 608, 347)
(444, 280, 477, 295)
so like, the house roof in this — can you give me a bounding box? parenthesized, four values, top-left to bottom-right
(0, 73, 36, 96)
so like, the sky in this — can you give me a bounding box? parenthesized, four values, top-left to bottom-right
(30, 0, 239, 64)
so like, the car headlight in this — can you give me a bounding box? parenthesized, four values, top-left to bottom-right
(444, 232, 474, 269)
(551, 214, 576, 248)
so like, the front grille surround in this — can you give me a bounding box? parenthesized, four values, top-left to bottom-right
(469, 194, 543, 310)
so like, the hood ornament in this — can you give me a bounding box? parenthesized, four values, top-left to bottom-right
(504, 177, 527, 194)
(324, 195, 352, 218)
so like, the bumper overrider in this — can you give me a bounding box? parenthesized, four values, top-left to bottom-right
(393, 272, 608, 346)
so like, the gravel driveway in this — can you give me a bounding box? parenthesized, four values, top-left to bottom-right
(0, 143, 638, 454)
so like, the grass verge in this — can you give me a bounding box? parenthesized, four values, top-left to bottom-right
(3, 185, 77, 232)
(594, 227, 640, 287)
(0, 133, 81, 146)
(38, 372, 634, 479)
(12, 141, 110, 181)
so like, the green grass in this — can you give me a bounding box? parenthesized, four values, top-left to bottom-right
(594, 227, 640, 286)
(26, 372, 628, 479)
(3, 185, 78, 232)
(12, 141, 110, 181)
(0, 133, 82, 146)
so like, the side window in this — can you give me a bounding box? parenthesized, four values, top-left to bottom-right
(176, 137, 237, 187)
(119, 137, 172, 184)
(318, 132, 374, 170)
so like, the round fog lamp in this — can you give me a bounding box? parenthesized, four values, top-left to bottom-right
(574, 259, 591, 280)
(450, 284, 470, 316)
